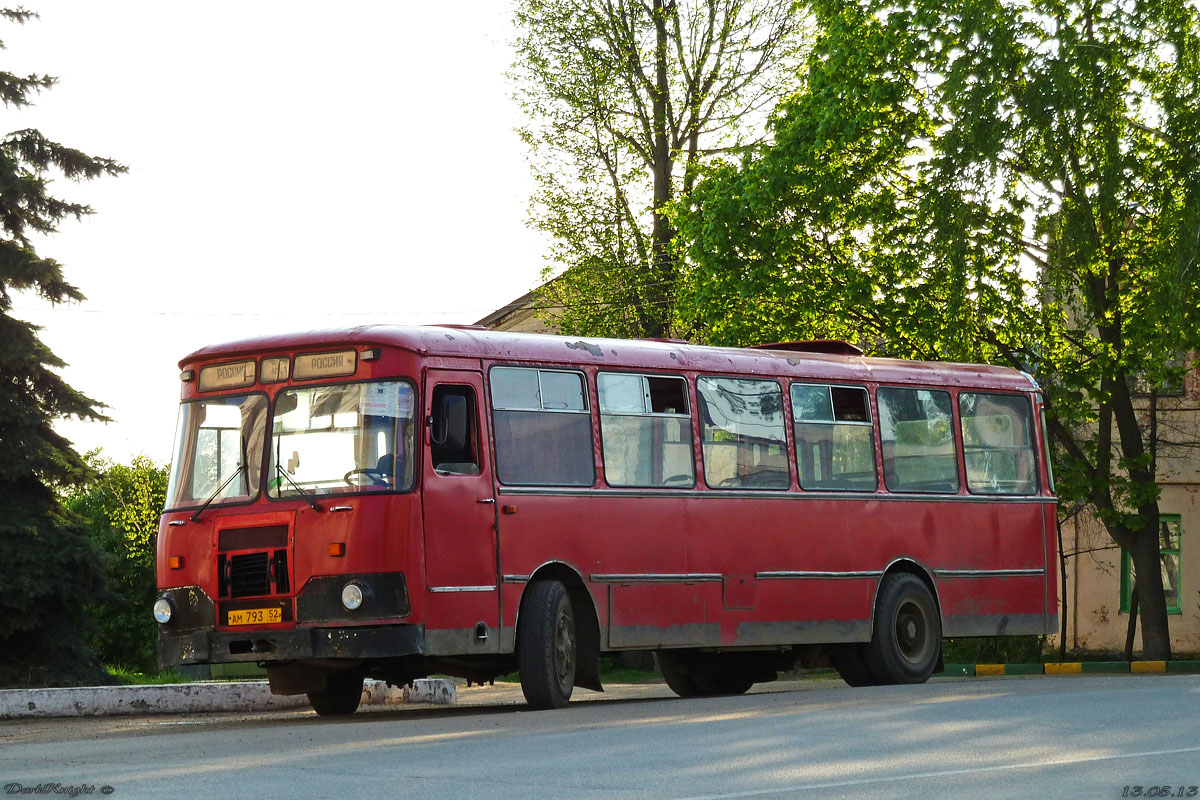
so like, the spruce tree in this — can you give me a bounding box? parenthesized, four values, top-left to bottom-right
(0, 7, 126, 686)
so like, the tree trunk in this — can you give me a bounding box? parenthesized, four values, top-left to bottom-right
(1123, 582, 1137, 662)
(646, 0, 674, 339)
(1057, 512, 1069, 661)
(1127, 528, 1171, 660)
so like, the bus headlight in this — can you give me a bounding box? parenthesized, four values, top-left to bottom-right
(341, 582, 365, 611)
(153, 596, 174, 624)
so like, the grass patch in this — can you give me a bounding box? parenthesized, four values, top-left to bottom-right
(105, 665, 186, 685)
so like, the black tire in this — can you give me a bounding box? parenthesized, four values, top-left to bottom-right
(518, 580, 577, 709)
(831, 644, 877, 687)
(307, 671, 364, 716)
(864, 572, 941, 684)
(658, 651, 754, 697)
(693, 671, 754, 696)
(657, 651, 703, 698)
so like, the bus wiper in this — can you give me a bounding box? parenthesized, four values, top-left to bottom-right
(190, 463, 246, 522)
(275, 462, 322, 512)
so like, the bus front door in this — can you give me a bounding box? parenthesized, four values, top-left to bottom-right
(420, 369, 500, 654)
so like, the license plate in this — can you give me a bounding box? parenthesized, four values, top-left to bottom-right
(227, 608, 282, 626)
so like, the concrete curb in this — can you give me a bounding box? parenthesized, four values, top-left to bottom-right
(939, 660, 1200, 677)
(0, 678, 455, 719)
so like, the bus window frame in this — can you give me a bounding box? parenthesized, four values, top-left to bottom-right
(788, 381, 878, 493)
(264, 376, 421, 502)
(164, 390, 271, 512)
(596, 369, 697, 490)
(696, 373, 793, 492)
(958, 390, 1041, 497)
(486, 364, 597, 488)
(875, 384, 965, 496)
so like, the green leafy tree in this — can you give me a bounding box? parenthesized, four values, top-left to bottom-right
(513, 0, 807, 337)
(0, 8, 125, 686)
(679, 0, 1200, 659)
(66, 454, 168, 674)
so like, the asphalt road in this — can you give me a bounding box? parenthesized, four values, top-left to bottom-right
(2, 675, 1198, 800)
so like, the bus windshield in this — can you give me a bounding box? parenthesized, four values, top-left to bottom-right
(166, 394, 268, 509)
(267, 381, 417, 497)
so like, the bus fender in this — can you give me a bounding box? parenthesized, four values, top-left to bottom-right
(521, 561, 603, 693)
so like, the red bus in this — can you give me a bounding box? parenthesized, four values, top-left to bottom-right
(155, 326, 1058, 714)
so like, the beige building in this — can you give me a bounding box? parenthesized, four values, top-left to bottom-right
(1057, 367, 1200, 655)
(473, 288, 556, 334)
(474, 292, 1199, 655)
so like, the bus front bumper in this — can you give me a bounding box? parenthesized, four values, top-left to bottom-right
(157, 624, 426, 667)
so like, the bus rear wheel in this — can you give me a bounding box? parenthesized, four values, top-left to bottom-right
(865, 572, 941, 684)
(307, 670, 364, 716)
(518, 580, 577, 709)
(658, 651, 754, 698)
(658, 652, 702, 697)
(831, 644, 878, 687)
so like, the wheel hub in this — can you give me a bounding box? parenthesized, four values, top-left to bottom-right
(554, 607, 575, 682)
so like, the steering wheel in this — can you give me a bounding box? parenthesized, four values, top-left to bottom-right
(343, 468, 390, 488)
(717, 476, 743, 488)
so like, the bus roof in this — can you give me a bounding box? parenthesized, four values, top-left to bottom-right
(181, 325, 1039, 392)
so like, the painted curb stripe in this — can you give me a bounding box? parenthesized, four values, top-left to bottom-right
(1044, 662, 1083, 674)
(1080, 661, 1129, 674)
(1130, 660, 1167, 674)
(975, 664, 1005, 676)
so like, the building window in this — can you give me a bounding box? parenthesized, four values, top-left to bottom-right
(1120, 514, 1182, 615)
(597, 372, 694, 488)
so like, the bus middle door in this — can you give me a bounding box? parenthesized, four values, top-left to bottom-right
(420, 369, 500, 654)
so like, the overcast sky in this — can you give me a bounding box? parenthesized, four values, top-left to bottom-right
(6, 1, 548, 464)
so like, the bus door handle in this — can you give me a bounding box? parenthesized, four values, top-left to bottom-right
(329, 506, 354, 513)
(477, 498, 495, 504)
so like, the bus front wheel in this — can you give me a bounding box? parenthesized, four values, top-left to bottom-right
(518, 580, 577, 709)
(865, 572, 941, 684)
(307, 670, 364, 716)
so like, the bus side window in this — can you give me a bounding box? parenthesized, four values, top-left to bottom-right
(489, 366, 595, 487)
(597, 372, 695, 488)
(877, 387, 958, 494)
(958, 392, 1036, 495)
(431, 385, 480, 475)
(791, 384, 876, 491)
(697, 377, 789, 490)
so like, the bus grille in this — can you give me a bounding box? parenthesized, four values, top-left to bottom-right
(228, 552, 271, 598)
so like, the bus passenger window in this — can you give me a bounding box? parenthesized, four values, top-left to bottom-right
(490, 367, 594, 486)
(598, 373, 694, 488)
(878, 387, 958, 493)
(697, 377, 789, 490)
(431, 385, 480, 475)
(791, 384, 876, 491)
(959, 392, 1036, 495)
